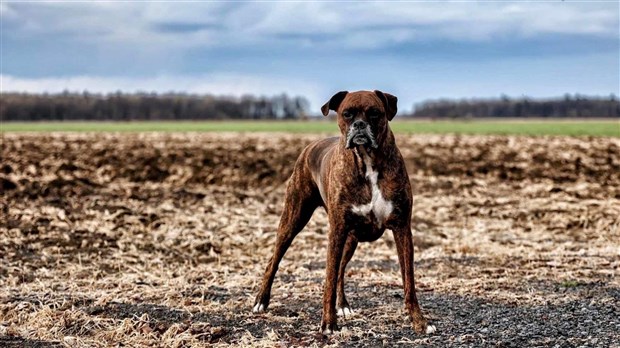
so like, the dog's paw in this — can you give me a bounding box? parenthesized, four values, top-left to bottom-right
(252, 303, 266, 313)
(320, 322, 338, 335)
(337, 306, 354, 317)
(413, 318, 436, 335)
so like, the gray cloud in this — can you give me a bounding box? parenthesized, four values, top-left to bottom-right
(152, 22, 221, 34)
(2, 1, 617, 49)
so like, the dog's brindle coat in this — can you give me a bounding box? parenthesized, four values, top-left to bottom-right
(253, 90, 433, 334)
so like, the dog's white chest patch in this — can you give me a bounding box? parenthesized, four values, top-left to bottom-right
(350, 154, 393, 227)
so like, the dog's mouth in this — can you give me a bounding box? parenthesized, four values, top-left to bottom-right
(345, 128, 378, 149)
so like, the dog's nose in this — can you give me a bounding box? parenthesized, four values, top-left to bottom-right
(352, 120, 367, 130)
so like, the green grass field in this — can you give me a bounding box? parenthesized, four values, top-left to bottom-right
(2, 119, 618, 137)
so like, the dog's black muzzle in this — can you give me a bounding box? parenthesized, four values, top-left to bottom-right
(345, 120, 378, 149)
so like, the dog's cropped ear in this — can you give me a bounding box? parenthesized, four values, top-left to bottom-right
(374, 90, 398, 121)
(321, 91, 349, 116)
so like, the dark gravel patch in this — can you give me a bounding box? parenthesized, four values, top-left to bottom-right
(0, 337, 62, 348)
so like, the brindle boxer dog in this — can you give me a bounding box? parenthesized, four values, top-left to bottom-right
(253, 90, 435, 335)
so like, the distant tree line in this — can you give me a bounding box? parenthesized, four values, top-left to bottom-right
(2, 92, 619, 121)
(1, 92, 310, 121)
(412, 95, 619, 118)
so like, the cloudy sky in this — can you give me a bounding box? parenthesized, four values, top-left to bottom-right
(1, 1, 618, 112)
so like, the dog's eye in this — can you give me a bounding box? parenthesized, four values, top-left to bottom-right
(342, 111, 353, 119)
(368, 110, 381, 119)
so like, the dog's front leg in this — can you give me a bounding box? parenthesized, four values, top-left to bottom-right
(320, 224, 348, 334)
(337, 234, 358, 317)
(392, 226, 436, 334)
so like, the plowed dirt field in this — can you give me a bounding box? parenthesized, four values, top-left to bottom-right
(1, 133, 619, 347)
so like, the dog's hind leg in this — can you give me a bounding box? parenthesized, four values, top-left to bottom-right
(253, 169, 320, 313)
(337, 234, 357, 317)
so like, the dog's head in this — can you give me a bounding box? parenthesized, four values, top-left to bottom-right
(321, 90, 397, 150)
